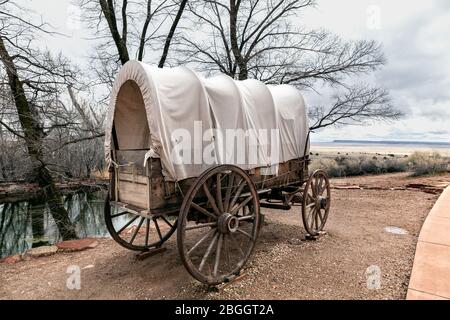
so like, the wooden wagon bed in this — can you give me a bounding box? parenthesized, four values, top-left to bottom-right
(110, 149, 310, 215)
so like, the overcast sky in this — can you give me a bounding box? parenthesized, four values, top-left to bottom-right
(21, 0, 450, 142)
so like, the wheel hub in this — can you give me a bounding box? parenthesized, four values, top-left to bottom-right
(218, 212, 239, 234)
(317, 196, 328, 209)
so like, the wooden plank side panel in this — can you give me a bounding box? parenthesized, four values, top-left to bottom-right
(115, 150, 164, 178)
(250, 159, 307, 189)
(118, 172, 148, 185)
(118, 180, 148, 209)
(112, 152, 309, 213)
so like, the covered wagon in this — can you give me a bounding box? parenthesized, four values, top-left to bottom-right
(104, 61, 331, 285)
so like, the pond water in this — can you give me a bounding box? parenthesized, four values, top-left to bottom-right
(0, 190, 110, 258)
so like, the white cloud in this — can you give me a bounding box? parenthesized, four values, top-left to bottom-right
(16, 0, 450, 142)
(305, 0, 450, 142)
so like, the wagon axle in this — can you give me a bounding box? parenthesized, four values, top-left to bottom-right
(318, 196, 328, 209)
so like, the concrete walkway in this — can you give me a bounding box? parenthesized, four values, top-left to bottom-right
(407, 186, 450, 300)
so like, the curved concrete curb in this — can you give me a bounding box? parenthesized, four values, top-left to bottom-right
(407, 186, 450, 300)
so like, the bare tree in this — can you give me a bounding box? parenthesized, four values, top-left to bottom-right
(0, 1, 100, 239)
(66, 85, 105, 177)
(176, 0, 402, 129)
(79, 0, 188, 89)
(308, 86, 398, 130)
(0, 81, 32, 181)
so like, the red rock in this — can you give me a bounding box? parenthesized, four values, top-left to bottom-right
(1, 254, 22, 264)
(26, 246, 58, 258)
(56, 238, 99, 252)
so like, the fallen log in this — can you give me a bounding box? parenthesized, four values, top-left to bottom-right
(0, 180, 108, 203)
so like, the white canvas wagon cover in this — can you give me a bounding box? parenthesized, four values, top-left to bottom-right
(105, 61, 309, 181)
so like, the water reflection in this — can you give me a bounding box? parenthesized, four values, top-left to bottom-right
(0, 190, 109, 258)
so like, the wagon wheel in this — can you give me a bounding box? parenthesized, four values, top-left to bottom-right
(177, 165, 261, 285)
(104, 193, 177, 251)
(301, 170, 331, 236)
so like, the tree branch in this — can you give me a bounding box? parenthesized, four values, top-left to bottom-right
(158, 0, 188, 68)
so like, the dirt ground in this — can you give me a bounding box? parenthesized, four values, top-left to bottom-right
(1, 172, 448, 300)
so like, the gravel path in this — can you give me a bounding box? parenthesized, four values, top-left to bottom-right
(0, 173, 445, 300)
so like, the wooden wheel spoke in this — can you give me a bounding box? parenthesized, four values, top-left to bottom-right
(318, 176, 325, 194)
(236, 228, 253, 239)
(111, 211, 128, 219)
(229, 179, 246, 211)
(216, 173, 224, 212)
(306, 202, 315, 209)
(145, 219, 150, 247)
(229, 233, 245, 257)
(307, 190, 315, 203)
(307, 207, 316, 226)
(231, 196, 253, 215)
(185, 221, 217, 231)
(314, 209, 319, 230)
(160, 215, 174, 228)
(187, 228, 215, 256)
(213, 234, 223, 277)
(191, 202, 217, 220)
(117, 215, 139, 235)
(154, 218, 163, 241)
(231, 177, 244, 195)
(238, 215, 255, 221)
(224, 236, 231, 270)
(203, 183, 221, 216)
(199, 232, 219, 272)
(223, 172, 235, 212)
(311, 179, 316, 196)
(317, 208, 324, 224)
(130, 217, 145, 244)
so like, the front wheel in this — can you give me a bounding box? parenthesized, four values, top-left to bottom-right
(104, 193, 177, 251)
(301, 170, 331, 236)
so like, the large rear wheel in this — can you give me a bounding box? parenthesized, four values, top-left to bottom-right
(177, 165, 261, 285)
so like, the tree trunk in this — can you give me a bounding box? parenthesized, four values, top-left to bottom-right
(238, 62, 248, 80)
(229, 0, 248, 80)
(0, 128, 7, 181)
(99, 0, 130, 65)
(29, 195, 50, 248)
(0, 154, 6, 181)
(68, 86, 96, 132)
(0, 36, 77, 240)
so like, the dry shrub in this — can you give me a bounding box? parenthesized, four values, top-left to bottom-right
(341, 158, 361, 176)
(91, 167, 109, 180)
(408, 152, 449, 176)
(383, 158, 409, 173)
(311, 153, 416, 177)
(360, 157, 381, 174)
(310, 158, 343, 177)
